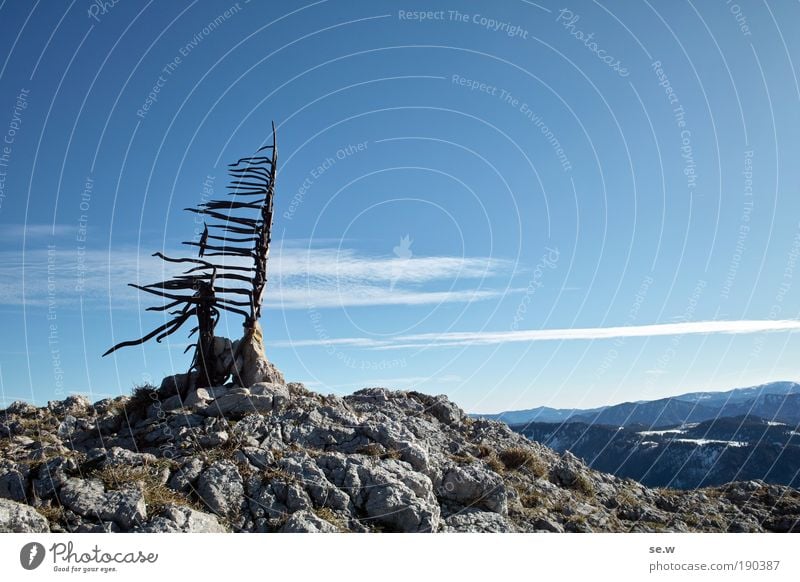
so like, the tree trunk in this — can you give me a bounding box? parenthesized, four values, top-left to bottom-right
(233, 321, 284, 387)
(194, 281, 218, 390)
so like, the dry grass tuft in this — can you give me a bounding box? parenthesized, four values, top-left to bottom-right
(498, 447, 548, 477)
(93, 461, 195, 513)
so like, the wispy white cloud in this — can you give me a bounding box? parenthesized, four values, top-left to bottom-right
(274, 319, 800, 350)
(0, 245, 512, 310)
(268, 284, 508, 309)
(266, 246, 513, 308)
(271, 247, 508, 283)
(0, 224, 73, 239)
(0, 247, 161, 308)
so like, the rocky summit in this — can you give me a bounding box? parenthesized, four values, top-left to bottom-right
(1, 374, 799, 533)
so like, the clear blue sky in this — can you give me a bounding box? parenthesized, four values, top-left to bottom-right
(1, 0, 799, 413)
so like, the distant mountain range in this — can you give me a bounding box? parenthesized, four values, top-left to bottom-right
(475, 381, 800, 428)
(513, 415, 800, 489)
(475, 382, 800, 489)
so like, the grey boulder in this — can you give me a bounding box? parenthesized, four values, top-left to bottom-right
(59, 478, 146, 529)
(140, 504, 227, 533)
(0, 498, 49, 532)
(443, 509, 516, 532)
(205, 391, 274, 419)
(197, 461, 244, 518)
(440, 463, 507, 515)
(279, 510, 338, 533)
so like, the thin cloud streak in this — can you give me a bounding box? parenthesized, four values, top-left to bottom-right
(0, 246, 512, 310)
(272, 247, 510, 282)
(274, 320, 800, 350)
(0, 224, 73, 239)
(266, 285, 510, 309)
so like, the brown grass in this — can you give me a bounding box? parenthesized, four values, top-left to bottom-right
(92, 461, 196, 513)
(572, 473, 595, 497)
(123, 384, 160, 421)
(357, 443, 402, 461)
(35, 503, 65, 525)
(313, 507, 348, 532)
(498, 447, 534, 470)
(485, 455, 506, 474)
(264, 466, 297, 483)
(520, 492, 543, 508)
(498, 447, 547, 477)
(448, 453, 474, 465)
(200, 437, 242, 464)
(357, 443, 383, 457)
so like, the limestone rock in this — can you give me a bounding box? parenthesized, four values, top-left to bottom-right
(101, 447, 158, 468)
(279, 510, 338, 533)
(49, 394, 90, 416)
(0, 461, 29, 502)
(59, 478, 105, 515)
(318, 455, 440, 532)
(32, 457, 76, 499)
(440, 463, 507, 515)
(532, 517, 565, 532)
(197, 461, 244, 519)
(250, 382, 291, 412)
(443, 509, 516, 532)
(185, 387, 214, 409)
(205, 392, 274, 419)
(199, 431, 229, 447)
(0, 498, 49, 532)
(139, 504, 227, 533)
(60, 478, 147, 529)
(5, 400, 37, 416)
(57, 415, 78, 439)
(167, 457, 204, 493)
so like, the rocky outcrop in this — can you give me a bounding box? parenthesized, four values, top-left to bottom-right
(1, 375, 799, 533)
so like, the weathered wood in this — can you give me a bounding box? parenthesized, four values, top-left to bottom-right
(104, 124, 279, 389)
(193, 279, 218, 388)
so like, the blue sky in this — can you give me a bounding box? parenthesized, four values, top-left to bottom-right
(1, 0, 800, 413)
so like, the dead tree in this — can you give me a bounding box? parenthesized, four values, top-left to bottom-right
(104, 124, 279, 390)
